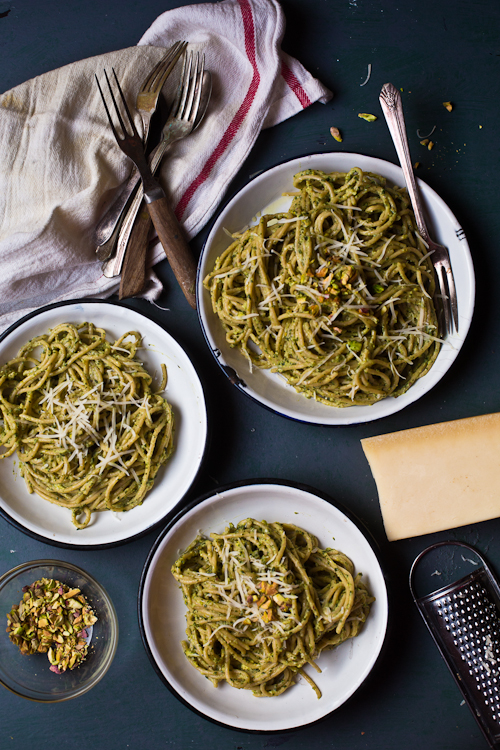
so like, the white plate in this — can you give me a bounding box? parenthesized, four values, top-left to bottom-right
(140, 481, 388, 732)
(0, 301, 207, 547)
(198, 152, 475, 425)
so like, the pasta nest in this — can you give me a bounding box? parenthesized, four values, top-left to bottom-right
(204, 167, 441, 407)
(0, 322, 174, 528)
(172, 518, 374, 698)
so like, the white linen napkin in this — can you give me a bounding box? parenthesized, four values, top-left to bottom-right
(0, 0, 331, 333)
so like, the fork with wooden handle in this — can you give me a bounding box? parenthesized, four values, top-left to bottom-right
(94, 40, 187, 259)
(96, 68, 197, 309)
(102, 52, 206, 285)
(119, 68, 210, 300)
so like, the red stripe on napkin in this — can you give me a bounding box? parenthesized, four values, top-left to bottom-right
(280, 61, 311, 108)
(175, 0, 260, 220)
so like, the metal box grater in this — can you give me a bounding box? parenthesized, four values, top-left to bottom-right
(410, 541, 500, 749)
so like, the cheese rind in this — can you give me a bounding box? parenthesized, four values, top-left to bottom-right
(361, 413, 500, 541)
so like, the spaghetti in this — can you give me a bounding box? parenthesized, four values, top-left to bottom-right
(204, 167, 441, 407)
(0, 322, 174, 528)
(172, 518, 374, 698)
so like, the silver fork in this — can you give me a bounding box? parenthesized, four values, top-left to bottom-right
(94, 40, 187, 252)
(379, 83, 459, 336)
(102, 51, 206, 278)
(96, 68, 198, 308)
(136, 41, 187, 145)
(118, 69, 211, 300)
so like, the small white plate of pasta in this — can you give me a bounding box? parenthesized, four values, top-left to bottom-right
(0, 300, 207, 547)
(139, 480, 388, 732)
(198, 152, 475, 425)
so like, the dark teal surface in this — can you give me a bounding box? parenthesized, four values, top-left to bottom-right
(1, 0, 499, 748)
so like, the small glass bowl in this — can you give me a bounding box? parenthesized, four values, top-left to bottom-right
(0, 560, 118, 702)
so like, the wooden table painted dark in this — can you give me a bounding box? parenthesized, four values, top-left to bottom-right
(1, 1, 499, 748)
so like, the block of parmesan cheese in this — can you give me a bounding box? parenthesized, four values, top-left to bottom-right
(361, 412, 500, 541)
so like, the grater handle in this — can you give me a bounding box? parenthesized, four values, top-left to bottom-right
(409, 540, 494, 602)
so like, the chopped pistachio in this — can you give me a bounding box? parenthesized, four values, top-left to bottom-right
(420, 139, 429, 146)
(261, 609, 275, 623)
(427, 141, 434, 151)
(358, 113, 377, 122)
(6, 578, 97, 674)
(443, 101, 453, 112)
(259, 582, 278, 596)
(348, 341, 363, 352)
(414, 162, 420, 169)
(330, 126, 343, 142)
(62, 588, 81, 600)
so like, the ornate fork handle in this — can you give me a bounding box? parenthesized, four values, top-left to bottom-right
(380, 82, 459, 335)
(95, 166, 140, 258)
(379, 83, 430, 241)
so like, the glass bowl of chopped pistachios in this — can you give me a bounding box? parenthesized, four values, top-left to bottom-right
(0, 560, 118, 701)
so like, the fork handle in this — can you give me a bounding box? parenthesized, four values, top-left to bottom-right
(94, 166, 140, 251)
(101, 134, 178, 277)
(379, 83, 430, 242)
(118, 206, 151, 300)
(146, 195, 197, 309)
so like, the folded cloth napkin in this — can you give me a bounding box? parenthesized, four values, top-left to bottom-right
(0, 0, 331, 333)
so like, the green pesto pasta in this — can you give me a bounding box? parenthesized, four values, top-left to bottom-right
(203, 167, 441, 407)
(0, 322, 174, 529)
(172, 518, 374, 698)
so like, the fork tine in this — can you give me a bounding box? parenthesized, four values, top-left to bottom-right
(188, 54, 205, 123)
(95, 73, 120, 141)
(103, 70, 128, 137)
(144, 41, 188, 94)
(436, 264, 452, 336)
(141, 41, 185, 92)
(181, 53, 200, 121)
(107, 68, 139, 138)
(165, 55, 188, 122)
(176, 52, 194, 119)
(446, 264, 459, 332)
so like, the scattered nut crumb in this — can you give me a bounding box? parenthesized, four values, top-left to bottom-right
(330, 126, 343, 142)
(414, 162, 420, 169)
(428, 141, 434, 150)
(443, 101, 453, 112)
(358, 113, 377, 122)
(420, 139, 429, 146)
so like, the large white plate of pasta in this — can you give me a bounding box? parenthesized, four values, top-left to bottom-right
(139, 480, 388, 732)
(198, 152, 474, 424)
(0, 301, 207, 547)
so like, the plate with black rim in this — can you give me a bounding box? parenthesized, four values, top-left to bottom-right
(197, 152, 475, 425)
(139, 480, 388, 732)
(0, 300, 208, 548)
